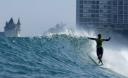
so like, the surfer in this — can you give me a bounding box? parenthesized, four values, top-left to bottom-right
(88, 34, 111, 65)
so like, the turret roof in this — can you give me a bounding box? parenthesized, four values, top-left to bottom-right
(17, 18, 21, 25)
(9, 18, 14, 24)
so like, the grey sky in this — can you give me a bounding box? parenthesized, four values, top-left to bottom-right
(0, 0, 76, 36)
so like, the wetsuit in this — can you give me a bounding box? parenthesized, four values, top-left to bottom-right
(96, 39, 103, 63)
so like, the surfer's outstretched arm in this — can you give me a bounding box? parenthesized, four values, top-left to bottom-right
(103, 37, 111, 41)
(88, 37, 96, 40)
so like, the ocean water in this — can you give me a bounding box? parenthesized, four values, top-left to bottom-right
(0, 34, 127, 78)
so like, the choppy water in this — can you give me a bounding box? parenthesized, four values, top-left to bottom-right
(0, 34, 126, 78)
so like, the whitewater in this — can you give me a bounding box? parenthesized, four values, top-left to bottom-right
(0, 33, 127, 78)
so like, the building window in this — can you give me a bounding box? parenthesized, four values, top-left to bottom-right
(124, 0, 128, 5)
(124, 20, 128, 24)
(118, 15, 123, 20)
(88, 10, 99, 13)
(124, 10, 128, 14)
(118, 19, 123, 24)
(80, 14, 83, 17)
(80, 1, 83, 4)
(80, 5, 83, 8)
(124, 6, 128, 11)
(118, 6, 123, 10)
(83, 1, 99, 4)
(91, 5, 99, 9)
(112, 18, 117, 24)
(113, 1, 117, 5)
(91, 14, 99, 17)
(124, 15, 128, 20)
(80, 10, 83, 13)
(118, 1, 123, 5)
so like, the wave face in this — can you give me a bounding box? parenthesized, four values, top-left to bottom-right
(0, 34, 126, 78)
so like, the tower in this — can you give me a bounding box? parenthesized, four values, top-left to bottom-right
(16, 18, 21, 37)
(4, 18, 21, 37)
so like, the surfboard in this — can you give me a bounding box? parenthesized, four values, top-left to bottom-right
(88, 55, 104, 66)
(88, 54, 99, 65)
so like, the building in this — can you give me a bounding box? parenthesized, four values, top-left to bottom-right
(0, 18, 21, 37)
(76, 0, 128, 34)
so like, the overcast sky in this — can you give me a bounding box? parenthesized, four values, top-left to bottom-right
(0, 0, 76, 36)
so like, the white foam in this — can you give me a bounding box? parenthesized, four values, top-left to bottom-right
(44, 27, 96, 38)
(102, 48, 128, 77)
